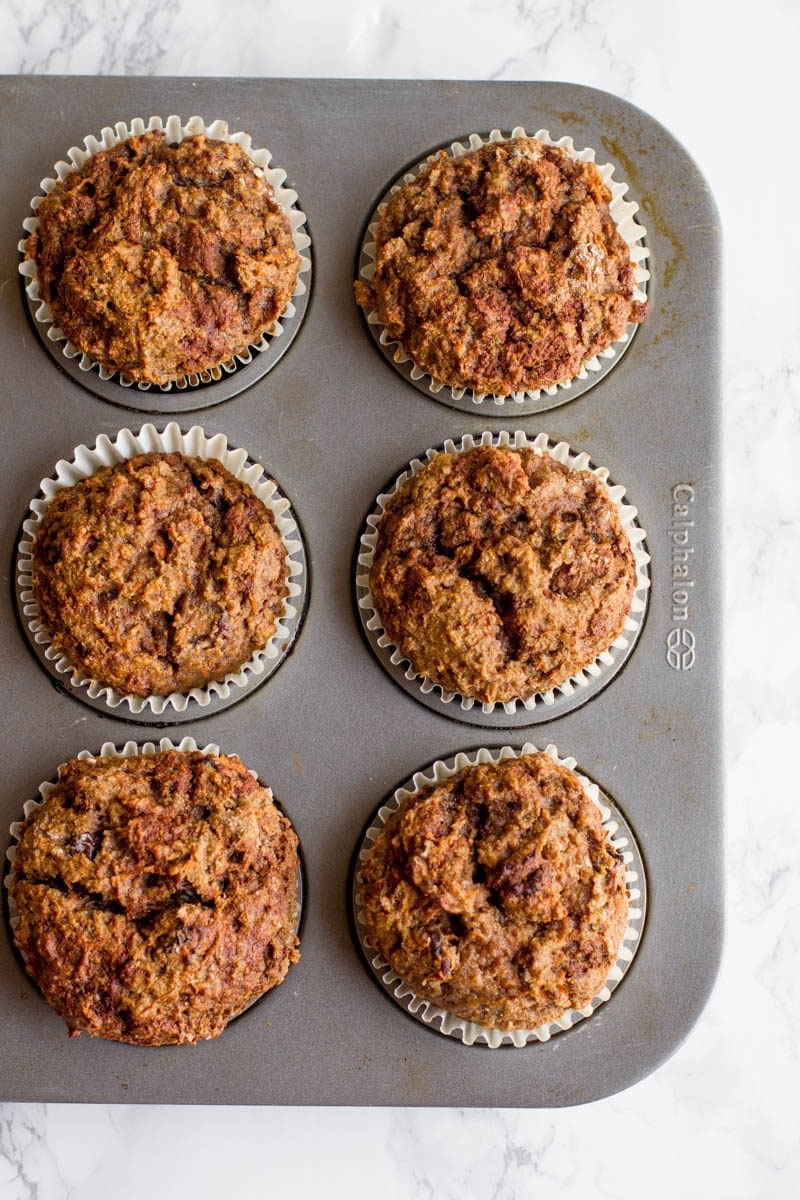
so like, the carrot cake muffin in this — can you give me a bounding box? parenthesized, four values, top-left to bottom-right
(369, 444, 637, 705)
(8, 749, 301, 1045)
(354, 136, 647, 395)
(26, 131, 300, 385)
(359, 753, 628, 1031)
(31, 451, 288, 698)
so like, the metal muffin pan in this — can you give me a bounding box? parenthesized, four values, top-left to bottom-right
(0, 77, 722, 1107)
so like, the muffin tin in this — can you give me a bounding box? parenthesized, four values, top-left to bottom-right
(0, 77, 722, 1107)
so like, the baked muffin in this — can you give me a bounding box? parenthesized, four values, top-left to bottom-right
(354, 136, 647, 395)
(31, 451, 288, 698)
(26, 131, 300, 385)
(369, 444, 637, 705)
(358, 753, 628, 1031)
(8, 749, 301, 1045)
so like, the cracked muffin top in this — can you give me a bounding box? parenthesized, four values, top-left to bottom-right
(354, 136, 646, 395)
(358, 753, 628, 1031)
(31, 451, 288, 698)
(368, 444, 637, 705)
(26, 131, 301, 385)
(9, 750, 301, 1045)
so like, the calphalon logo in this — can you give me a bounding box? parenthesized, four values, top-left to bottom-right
(666, 627, 696, 670)
(667, 484, 696, 670)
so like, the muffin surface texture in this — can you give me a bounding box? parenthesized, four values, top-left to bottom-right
(369, 444, 637, 704)
(359, 753, 628, 1030)
(355, 136, 646, 395)
(32, 451, 288, 698)
(9, 750, 301, 1045)
(27, 131, 301, 385)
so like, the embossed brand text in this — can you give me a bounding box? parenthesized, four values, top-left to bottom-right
(667, 484, 696, 669)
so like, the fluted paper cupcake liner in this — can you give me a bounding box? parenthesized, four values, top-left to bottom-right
(353, 742, 646, 1048)
(356, 430, 650, 719)
(357, 127, 649, 412)
(16, 422, 306, 717)
(19, 115, 312, 393)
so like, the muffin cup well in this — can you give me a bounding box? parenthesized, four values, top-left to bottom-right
(357, 127, 649, 415)
(19, 115, 312, 406)
(15, 422, 307, 722)
(356, 429, 650, 727)
(4, 737, 304, 1030)
(352, 742, 646, 1049)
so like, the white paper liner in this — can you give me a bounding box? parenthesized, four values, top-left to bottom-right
(358, 127, 650, 408)
(353, 742, 645, 1048)
(356, 430, 650, 715)
(18, 114, 312, 392)
(16, 422, 305, 716)
(4, 739, 303, 1023)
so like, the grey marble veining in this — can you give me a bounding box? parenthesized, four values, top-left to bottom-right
(0, 0, 798, 1196)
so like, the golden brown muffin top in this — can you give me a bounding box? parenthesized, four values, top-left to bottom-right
(9, 750, 300, 1045)
(27, 131, 301, 385)
(359, 753, 628, 1031)
(369, 444, 637, 704)
(32, 452, 288, 698)
(355, 137, 646, 395)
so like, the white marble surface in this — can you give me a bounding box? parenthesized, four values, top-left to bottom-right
(1, 0, 798, 1196)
